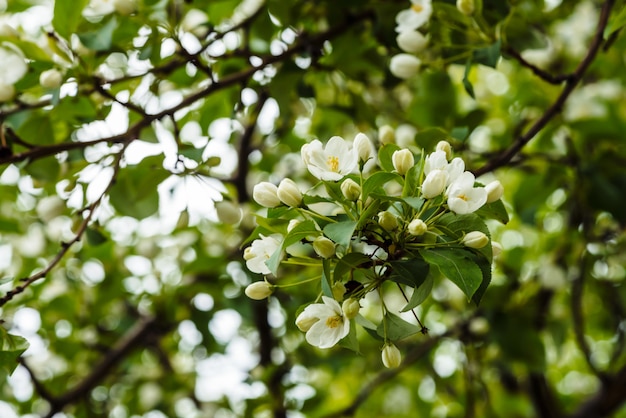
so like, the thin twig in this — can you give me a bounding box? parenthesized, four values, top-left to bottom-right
(504, 46, 574, 85)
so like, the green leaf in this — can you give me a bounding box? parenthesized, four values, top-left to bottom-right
(472, 40, 501, 68)
(362, 172, 401, 199)
(15, 113, 54, 145)
(78, 17, 118, 51)
(53, 0, 89, 39)
(25, 156, 60, 182)
(475, 199, 509, 224)
(389, 258, 430, 288)
(462, 58, 475, 99)
(266, 220, 318, 275)
(401, 275, 433, 312)
(419, 248, 482, 300)
(606, 6, 626, 37)
(340, 318, 360, 353)
(470, 253, 492, 306)
(378, 144, 401, 172)
(377, 312, 421, 341)
(0, 277, 13, 285)
(323, 221, 356, 249)
(321, 258, 333, 297)
(0, 330, 29, 376)
(86, 227, 107, 246)
(108, 155, 169, 220)
(356, 314, 384, 341)
(334, 252, 372, 281)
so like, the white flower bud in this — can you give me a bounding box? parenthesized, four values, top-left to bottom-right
(378, 125, 395, 145)
(382, 343, 402, 368)
(296, 314, 318, 332)
(392, 149, 414, 175)
(457, 0, 475, 15)
(332, 282, 346, 301)
(313, 236, 336, 259)
(485, 180, 504, 203)
(244, 281, 273, 300)
(408, 218, 427, 236)
(435, 140, 452, 161)
(0, 24, 18, 38)
(0, 83, 15, 102)
(342, 298, 360, 320)
(378, 211, 398, 232)
(341, 178, 361, 201)
(353, 133, 374, 163)
(390, 54, 421, 79)
(462, 231, 489, 249)
(215, 200, 242, 224)
(36, 196, 65, 222)
(253, 182, 281, 208)
(468, 317, 489, 335)
(491, 241, 502, 258)
(181, 9, 210, 37)
(277, 178, 302, 207)
(113, 0, 136, 14)
(39, 69, 63, 89)
(287, 219, 300, 233)
(396, 31, 428, 53)
(421, 170, 448, 198)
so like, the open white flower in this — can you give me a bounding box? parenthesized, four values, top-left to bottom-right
(0, 46, 27, 86)
(424, 150, 464, 186)
(447, 172, 487, 214)
(295, 296, 350, 349)
(244, 234, 282, 275)
(301, 136, 358, 181)
(396, 0, 433, 32)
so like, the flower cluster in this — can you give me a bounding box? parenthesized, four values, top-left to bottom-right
(390, 0, 476, 79)
(244, 134, 506, 367)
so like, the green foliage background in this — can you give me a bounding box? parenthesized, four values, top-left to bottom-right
(1, 0, 626, 417)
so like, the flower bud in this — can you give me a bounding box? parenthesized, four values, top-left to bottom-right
(396, 30, 428, 53)
(341, 178, 361, 201)
(253, 182, 281, 208)
(0, 83, 15, 102)
(313, 236, 336, 259)
(382, 343, 402, 368)
(378, 211, 398, 232)
(342, 298, 360, 320)
(354, 133, 374, 163)
(277, 178, 302, 207)
(408, 218, 427, 236)
(436, 140, 452, 161)
(113, 0, 137, 15)
(287, 219, 300, 233)
(457, 0, 475, 15)
(296, 314, 318, 332)
(389, 54, 421, 79)
(462, 231, 489, 249)
(244, 281, 273, 300)
(0, 24, 18, 38)
(421, 170, 447, 198)
(215, 200, 242, 224)
(181, 9, 210, 37)
(392, 149, 414, 175)
(485, 180, 504, 203)
(491, 241, 502, 258)
(39, 69, 63, 89)
(378, 125, 395, 145)
(468, 317, 489, 335)
(332, 282, 346, 301)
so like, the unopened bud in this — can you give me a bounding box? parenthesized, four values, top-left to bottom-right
(277, 178, 302, 207)
(244, 281, 273, 300)
(378, 125, 396, 145)
(390, 54, 421, 79)
(215, 200, 242, 224)
(39, 69, 63, 89)
(462, 231, 489, 249)
(396, 30, 428, 53)
(421, 170, 447, 198)
(341, 178, 361, 201)
(436, 141, 452, 161)
(491, 241, 502, 258)
(354, 133, 374, 163)
(392, 149, 414, 175)
(485, 180, 504, 203)
(469, 317, 489, 335)
(253, 182, 281, 208)
(382, 343, 402, 368)
(378, 211, 398, 232)
(342, 298, 360, 320)
(332, 282, 346, 301)
(296, 315, 318, 332)
(0, 83, 15, 102)
(408, 218, 427, 236)
(313, 236, 335, 259)
(457, 0, 475, 16)
(113, 0, 137, 15)
(287, 219, 300, 233)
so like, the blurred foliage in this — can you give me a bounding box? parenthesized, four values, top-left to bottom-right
(0, 0, 625, 417)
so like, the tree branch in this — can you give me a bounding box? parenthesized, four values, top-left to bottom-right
(474, 0, 615, 176)
(503, 46, 574, 85)
(568, 364, 626, 418)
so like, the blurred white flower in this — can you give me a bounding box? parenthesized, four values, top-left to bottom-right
(244, 234, 282, 275)
(447, 172, 487, 214)
(253, 182, 281, 208)
(301, 137, 358, 181)
(392, 149, 414, 175)
(0, 46, 27, 86)
(396, 30, 428, 53)
(396, 0, 432, 32)
(295, 296, 350, 348)
(390, 54, 421, 79)
(39, 69, 64, 89)
(277, 178, 302, 207)
(244, 281, 274, 300)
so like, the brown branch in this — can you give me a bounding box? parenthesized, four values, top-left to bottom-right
(504, 46, 574, 85)
(474, 0, 615, 176)
(568, 364, 626, 418)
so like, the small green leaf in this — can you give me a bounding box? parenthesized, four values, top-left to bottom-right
(321, 258, 333, 297)
(0, 277, 13, 285)
(25, 156, 60, 182)
(401, 275, 433, 312)
(377, 312, 421, 341)
(323, 220, 357, 249)
(475, 199, 509, 224)
(472, 40, 501, 68)
(362, 172, 401, 199)
(389, 258, 430, 288)
(86, 227, 107, 246)
(462, 59, 475, 99)
(78, 17, 118, 51)
(340, 319, 360, 353)
(334, 252, 372, 281)
(0, 330, 29, 376)
(378, 144, 401, 172)
(420, 248, 483, 300)
(356, 314, 384, 341)
(53, 0, 89, 39)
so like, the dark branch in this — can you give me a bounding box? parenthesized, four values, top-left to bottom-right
(504, 46, 574, 85)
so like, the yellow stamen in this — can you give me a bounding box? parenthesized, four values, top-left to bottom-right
(327, 156, 340, 172)
(411, 4, 424, 12)
(459, 194, 468, 201)
(325, 315, 342, 329)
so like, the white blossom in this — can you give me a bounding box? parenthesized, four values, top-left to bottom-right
(382, 343, 402, 368)
(396, 0, 433, 32)
(421, 169, 448, 198)
(244, 234, 282, 275)
(295, 296, 350, 348)
(253, 182, 281, 208)
(396, 30, 428, 53)
(301, 137, 358, 181)
(390, 54, 421, 79)
(447, 172, 487, 214)
(0, 46, 27, 86)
